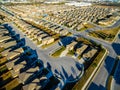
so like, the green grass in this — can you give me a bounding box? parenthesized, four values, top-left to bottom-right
(78, 55, 82, 60)
(72, 48, 106, 90)
(89, 26, 120, 42)
(83, 22, 96, 28)
(37, 41, 42, 45)
(33, 38, 37, 41)
(77, 27, 87, 31)
(67, 50, 75, 56)
(42, 39, 59, 49)
(77, 37, 92, 45)
(51, 46, 65, 57)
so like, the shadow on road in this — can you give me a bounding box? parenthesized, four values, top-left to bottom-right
(88, 83, 106, 90)
(112, 43, 120, 55)
(60, 36, 75, 47)
(118, 34, 120, 39)
(104, 56, 115, 74)
(88, 56, 115, 90)
(113, 61, 120, 84)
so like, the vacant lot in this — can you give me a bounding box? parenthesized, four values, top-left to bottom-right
(89, 26, 120, 42)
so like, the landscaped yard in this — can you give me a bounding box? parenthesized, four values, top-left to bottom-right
(89, 26, 120, 42)
(67, 50, 75, 56)
(78, 55, 82, 60)
(83, 22, 96, 28)
(72, 48, 106, 90)
(51, 46, 65, 57)
(37, 41, 42, 45)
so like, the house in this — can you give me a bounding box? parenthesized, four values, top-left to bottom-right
(39, 33, 48, 40)
(76, 44, 88, 55)
(42, 36, 50, 45)
(34, 31, 45, 39)
(7, 48, 24, 60)
(18, 65, 40, 84)
(10, 69, 19, 78)
(76, 23, 84, 31)
(0, 29, 9, 35)
(59, 29, 68, 36)
(27, 28, 35, 35)
(1, 48, 11, 56)
(51, 25, 57, 32)
(55, 27, 63, 33)
(0, 36, 12, 42)
(23, 78, 42, 90)
(42, 37, 54, 45)
(13, 60, 26, 72)
(0, 41, 17, 49)
(6, 58, 18, 70)
(22, 69, 52, 90)
(66, 41, 77, 51)
(83, 48, 98, 61)
(30, 30, 40, 37)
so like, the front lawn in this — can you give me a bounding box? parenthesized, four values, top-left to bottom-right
(51, 46, 65, 57)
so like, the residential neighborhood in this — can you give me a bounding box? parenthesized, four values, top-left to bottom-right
(0, 0, 120, 90)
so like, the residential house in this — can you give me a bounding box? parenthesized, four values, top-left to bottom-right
(66, 41, 77, 51)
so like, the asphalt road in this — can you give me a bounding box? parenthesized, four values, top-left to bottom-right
(2, 6, 120, 89)
(65, 18, 120, 89)
(32, 17, 120, 89)
(7, 23, 84, 88)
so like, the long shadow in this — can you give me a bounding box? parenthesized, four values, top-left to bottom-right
(88, 82, 106, 90)
(61, 66, 69, 79)
(71, 67, 77, 75)
(14, 55, 25, 65)
(112, 43, 120, 55)
(113, 61, 120, 84)
(104, 56, 115, 74)
(60, 36, 76, 47)
(88, 56, 115, 89)
(21, 60, 44, 84)
(3, 38, 15, 43)
(118, 34, 120, 39)
(12, 34, 20, 41)
(76, 62, 82, 71)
